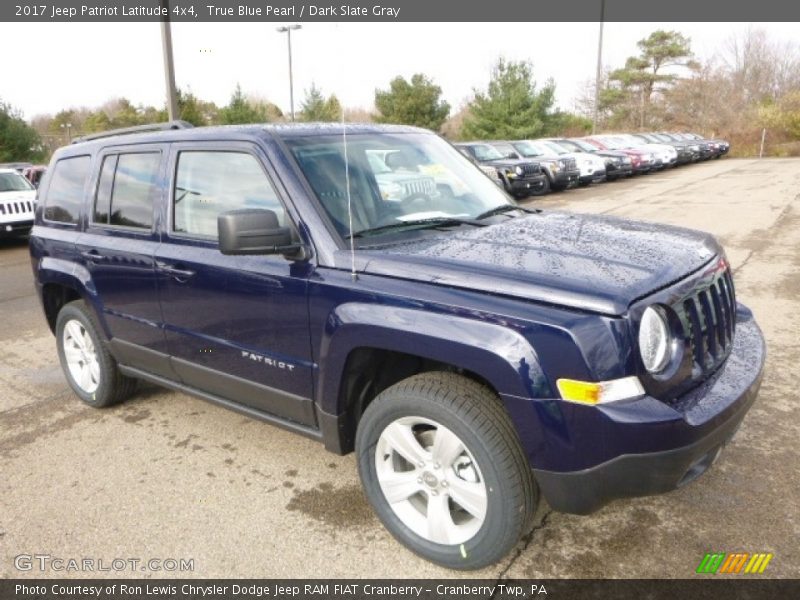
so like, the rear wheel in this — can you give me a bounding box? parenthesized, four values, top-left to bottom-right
(56, 300, 137, 407)
(356, 372, 537, 570)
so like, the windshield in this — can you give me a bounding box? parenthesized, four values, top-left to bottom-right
(285, 132, 515, 243)
(490, 142, 517, 158)
(0, 172, 34, 192)
(568, 139, 597, 153)
(618, 135, 643, 147)
(512, 141, 545, 157)
(609, 136, 636, 149)
(595, 137, 621, 150)
(541, 141, 569, 155)
(470, 144, 504, 161)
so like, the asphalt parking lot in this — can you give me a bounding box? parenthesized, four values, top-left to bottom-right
(1, 158, 798, 579)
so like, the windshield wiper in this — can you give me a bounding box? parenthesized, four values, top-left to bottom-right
(475, 204, 538, 221)
(347, 217, 486, 239)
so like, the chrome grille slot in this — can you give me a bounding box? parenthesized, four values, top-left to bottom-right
(709, 283, 728, 348)
(679, 266, 737, 376)
(684, 298, 705, 368)
(698, 290, 718, 359)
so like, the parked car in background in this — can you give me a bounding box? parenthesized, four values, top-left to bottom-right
(654, 131, 702, 162)
(22, 165, 47, 188)
(601, 134, 677, 169)
(557, 138, 634, 180)
(671, 133, 715, 160)
(455, 142, 547, 198)
(683, 132, 730, 158)
(501, 140, 579, 192)
(0, 168, 37, 237)
(538, 139, 607, 186)
(582, 136, 655, 174)
(631, 133, 694, 165)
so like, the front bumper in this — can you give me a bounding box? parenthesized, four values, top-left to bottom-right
(579, 166, 607, 184)
(532, 306, 765, 515)
(506, 174, 547, 197)
(606, 163, 633, 178)
(0, 219, 34, 236)
(551, 169, 580, 189)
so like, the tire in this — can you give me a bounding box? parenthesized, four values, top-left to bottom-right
(55, 300, 137, 408)
(356, 372, 538, 570)
(533, 175, 550, 196)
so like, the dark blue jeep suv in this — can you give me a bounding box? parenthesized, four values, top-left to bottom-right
(30, 122, 765, 570)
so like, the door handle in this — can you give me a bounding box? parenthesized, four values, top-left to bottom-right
(81, 250, 105, 262)
(157, 262, 196, 281)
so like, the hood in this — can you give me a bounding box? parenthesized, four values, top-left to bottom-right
(0, 189, 36, 202)
(351, 211, 720, 315)
(482, 157, 539, 169)
(567, 151, 605, 168)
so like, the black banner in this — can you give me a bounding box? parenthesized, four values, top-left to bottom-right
(3, 0, 800, 23)
(3, 580, 800, 600)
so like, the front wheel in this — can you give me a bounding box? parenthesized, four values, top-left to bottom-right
(356, 372, 537, 570)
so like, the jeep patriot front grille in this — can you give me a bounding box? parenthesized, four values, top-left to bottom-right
(679, 267, 737, 375)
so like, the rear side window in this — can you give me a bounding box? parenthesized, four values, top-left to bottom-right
(93, 152, 160, 229)
(173, 151, 285, 238)
(44, 156, 91, 223)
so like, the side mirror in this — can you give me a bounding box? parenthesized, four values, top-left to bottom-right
(218, 208, 300, 257)
(505, 152, 517, 159)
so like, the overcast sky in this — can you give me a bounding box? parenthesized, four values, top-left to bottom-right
(2, 22, 797, 120)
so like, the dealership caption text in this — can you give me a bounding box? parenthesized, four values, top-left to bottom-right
(14, 4, 401, 18)
(16, 583, 549, 597)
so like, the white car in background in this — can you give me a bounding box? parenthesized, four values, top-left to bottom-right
(0, 168, 37, 237)
(538, 139, 608, 185)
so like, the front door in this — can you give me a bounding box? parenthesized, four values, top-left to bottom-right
(155, 142, 316, 426)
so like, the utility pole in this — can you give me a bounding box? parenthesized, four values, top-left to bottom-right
(160, 0, 179, 121)
(277, 25, 302, 121)
(592, 0, 605, 134)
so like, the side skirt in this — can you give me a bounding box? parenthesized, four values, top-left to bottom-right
(117, 364, 323, 444)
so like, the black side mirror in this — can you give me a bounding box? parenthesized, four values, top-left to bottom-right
(218, 208, 301, 257)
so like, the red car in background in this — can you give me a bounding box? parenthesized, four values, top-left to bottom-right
(581, 136, 655, 174)
(22, 166, 47, 188)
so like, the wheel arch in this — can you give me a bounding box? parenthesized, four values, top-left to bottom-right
(37, 257, 101, 335)
(316, 303, 549, 454)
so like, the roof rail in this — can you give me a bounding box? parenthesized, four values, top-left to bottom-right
(72, 120, 194, 143)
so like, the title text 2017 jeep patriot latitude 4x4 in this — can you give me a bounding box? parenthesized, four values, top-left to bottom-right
(31, 122, 765, 570)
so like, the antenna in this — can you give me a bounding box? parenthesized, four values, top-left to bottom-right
(342, 109, 358, 281)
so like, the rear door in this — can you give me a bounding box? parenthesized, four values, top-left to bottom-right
(154, 141, 315, 426)
(75, 144, 173, 378)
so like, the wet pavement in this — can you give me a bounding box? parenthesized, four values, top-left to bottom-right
(1, 158, 798, 578)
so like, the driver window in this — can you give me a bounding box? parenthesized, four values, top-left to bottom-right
(173, 151, 285, 238)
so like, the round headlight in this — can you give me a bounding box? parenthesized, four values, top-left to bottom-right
(638, 306, 671, 373)
(514, 165, 523, 176)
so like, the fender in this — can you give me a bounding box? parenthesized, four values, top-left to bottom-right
(36, 256, 110, 338)
(317, 302, 552, 417)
